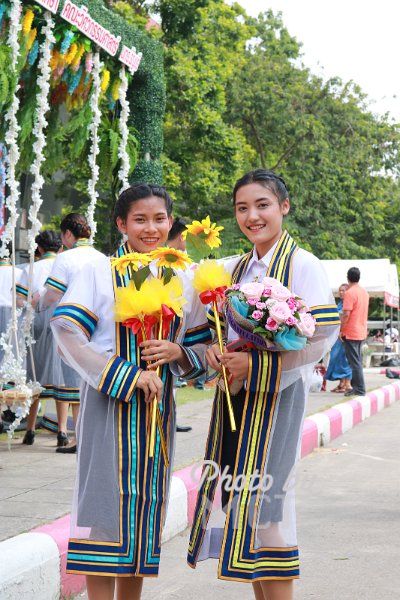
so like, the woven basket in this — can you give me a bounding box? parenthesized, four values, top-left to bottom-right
(0, 389, 40, 402)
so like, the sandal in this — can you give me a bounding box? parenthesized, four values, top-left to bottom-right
(332, 384, 345, 392)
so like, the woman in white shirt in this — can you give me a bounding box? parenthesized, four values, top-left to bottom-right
(16, 230, 62, 444)
(41, 214, 104, 452)
(188, 169, 340, 600)
(50, 184, 211, 600)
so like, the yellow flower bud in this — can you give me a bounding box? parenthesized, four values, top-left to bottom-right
(65, 43, 78, 65)
(27, 28, 37, 51)
(50, 50, 60, 71)
(111, 79, 120, 101)
(22, 9, 34, 34)
(101, 69, 111, 93)
(71, 44, 85, 69)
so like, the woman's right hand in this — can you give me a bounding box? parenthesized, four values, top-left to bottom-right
(206, 343, 223, 373)
(136, 370, 163, 403)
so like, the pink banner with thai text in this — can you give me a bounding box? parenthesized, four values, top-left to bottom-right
(60, 1, 121, 56)
(33, 0, 60, 13)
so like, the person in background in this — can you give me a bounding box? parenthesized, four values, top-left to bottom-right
(15, 230, 63, 444)
(40, 213, 104, 453)
(372, 330, 384, 343)
(0, 251, 23, 433)
(385, 326, 398, 343)
(340, 267, 369, 397)
(325, 283, 352, 392)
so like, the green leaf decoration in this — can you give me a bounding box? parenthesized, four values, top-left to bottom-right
(109, 128, 120, 167)
(131, 265, 151, 291)
(185, 231, 211, 263)
(163, 267, 174, 285)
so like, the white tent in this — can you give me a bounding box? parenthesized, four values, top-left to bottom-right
(321, 259, 399, 307)
(386, 264, 399, 308)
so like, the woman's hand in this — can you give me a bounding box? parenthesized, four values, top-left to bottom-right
(136, 370, 163, 403)
(140, 340, 184, 370)
(220, 351, 249, 380)
(206, 343, 223, 373)
(32, 291, 40, 309)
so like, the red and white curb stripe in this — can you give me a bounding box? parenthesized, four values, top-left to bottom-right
(1, 380, 399, 599)
(301, 381, 400, 455)
(364, 367, 400, 375)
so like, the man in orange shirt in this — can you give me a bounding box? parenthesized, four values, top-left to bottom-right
(340, 267, 369, 396)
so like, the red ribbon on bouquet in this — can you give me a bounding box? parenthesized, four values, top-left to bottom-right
(199, 286, 227, 306)
(123, 314, 158, 340)
(160, 304, 176, 338)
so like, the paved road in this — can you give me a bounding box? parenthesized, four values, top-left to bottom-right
(0, 373, 388, 541)
(76, 398, 400, 599)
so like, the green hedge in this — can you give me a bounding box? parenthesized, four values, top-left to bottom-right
(56, 0, 165, 182)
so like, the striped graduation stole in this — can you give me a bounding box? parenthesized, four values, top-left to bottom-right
(188, 230, 301, 580)
(65, 242, 178, 576)
(73, 239, 92, 248)
(67, 242, 175, 576)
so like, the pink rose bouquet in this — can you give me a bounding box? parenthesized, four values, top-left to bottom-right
(225, 277, 316, 351)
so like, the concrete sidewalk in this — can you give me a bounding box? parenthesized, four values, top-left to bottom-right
(78, 399, 400, 600)
(0, 371, 394, 598)
(0, 372, 385, 542)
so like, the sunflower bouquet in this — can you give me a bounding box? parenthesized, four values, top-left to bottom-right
(183, 216, 236, 431)
(113, 248, 192, 464)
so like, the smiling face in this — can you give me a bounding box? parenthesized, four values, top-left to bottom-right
(116, 195, 172, 253)
(234, 182, 290, 259)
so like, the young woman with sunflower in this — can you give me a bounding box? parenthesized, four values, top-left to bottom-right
(50, 183, 212, 600)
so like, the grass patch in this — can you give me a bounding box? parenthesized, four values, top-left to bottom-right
(175, 384, 215, 406)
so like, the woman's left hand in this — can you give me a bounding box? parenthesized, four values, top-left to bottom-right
(220, 351, 249, 380)
(140, 340, 183, 370)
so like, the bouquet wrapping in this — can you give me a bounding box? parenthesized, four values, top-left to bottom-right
(225, 277, 316, 352)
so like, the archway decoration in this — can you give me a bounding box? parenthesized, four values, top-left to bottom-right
(0, 0, 165, 434)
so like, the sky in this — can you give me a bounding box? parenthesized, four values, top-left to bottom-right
(236, 0, 400, 122)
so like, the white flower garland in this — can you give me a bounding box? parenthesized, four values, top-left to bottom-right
(28, 11, 55, 261)
(117, 65, 131, 193)
(0, 0, 22, 260)
(0, 0, 22, 394)
(86, 50, 102, 243)
(21, 12, 56, 384)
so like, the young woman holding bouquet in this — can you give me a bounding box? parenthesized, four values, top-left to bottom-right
(188, 169, 340, 600)
(50, 184, 211, 600)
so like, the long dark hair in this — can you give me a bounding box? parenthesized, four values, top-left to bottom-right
(113, 183, 173, 224)
(35, 230, 62, 253)
(233, 169, 289, 205)
(60, 213, 91, 239)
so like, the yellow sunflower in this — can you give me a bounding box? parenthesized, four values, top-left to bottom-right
(149, 247, 192, 270)
(111, 252, 151, 277)
(182, 215, 223, 249)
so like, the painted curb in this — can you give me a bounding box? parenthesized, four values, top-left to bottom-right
(0, 532, 60, 599)
(2, 380, 400, 599)
(364, 367, 400, 375)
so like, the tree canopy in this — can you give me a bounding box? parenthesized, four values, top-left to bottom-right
(109, 1, 400, 265)
(3, 0, 400, 263)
